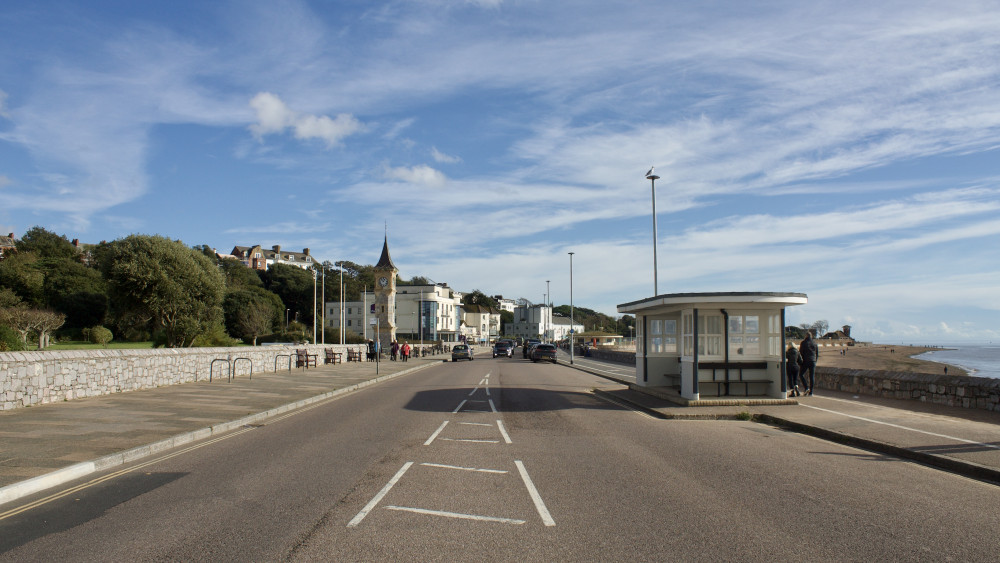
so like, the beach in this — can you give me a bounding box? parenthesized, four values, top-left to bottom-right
(818, 344, 966, 376)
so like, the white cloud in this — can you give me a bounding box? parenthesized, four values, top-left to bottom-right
(431, 147, 461, 164)
(381, 164, 447, 188)
(249, 92, 362, 146)
(0, 89, 8, 118)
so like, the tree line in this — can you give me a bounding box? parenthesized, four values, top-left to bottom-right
(0, 227, 423, 350)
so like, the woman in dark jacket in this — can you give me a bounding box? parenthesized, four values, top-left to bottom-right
(785, 343, 802, 396)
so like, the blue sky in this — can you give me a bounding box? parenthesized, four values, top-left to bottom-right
(2, 0, 999, 344)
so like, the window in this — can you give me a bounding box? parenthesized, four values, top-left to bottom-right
(728, 314, 760, 356)
(698, 314, 723, 356)
(647, 318, 677, 354)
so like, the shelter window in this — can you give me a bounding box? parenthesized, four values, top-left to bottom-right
(698, 314, 723, 357)
(728, 314, 760, 356)
(648, 318, 677, 354)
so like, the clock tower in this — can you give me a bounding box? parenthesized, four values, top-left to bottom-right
(373, 236, 398, 351)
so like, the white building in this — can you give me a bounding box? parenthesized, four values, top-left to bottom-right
(493, 296, 516, 313)
(395, 283, 463, 344)
(550, 315, 585, 342)
(326, 293, 376, 340)
(508, 304, 553, 341)
(462, 303, 501, 345)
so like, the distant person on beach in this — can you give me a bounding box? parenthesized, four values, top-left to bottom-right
(785, 343, 803, 396)
(799, 332, 819, 395)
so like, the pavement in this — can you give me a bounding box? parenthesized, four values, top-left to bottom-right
(4, 349, 1000, 510)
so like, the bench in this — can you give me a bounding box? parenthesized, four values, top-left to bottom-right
(346, 348, 362, 362)
(698, 361, 770, 397)
(324, 349, 342, 365)
(295, 349, 318, 369)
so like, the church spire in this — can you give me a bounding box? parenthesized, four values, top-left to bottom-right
(375, 235, 396, 270)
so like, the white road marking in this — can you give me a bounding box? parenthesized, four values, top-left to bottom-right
(453, 400, 467, 413)
(383, 505, 525, 525)
(459, 422, 492, 426)
(489, 399, 498, 413)
(801, 404, 1000, 450)
(347, 462, 413, 527)
(497, 420, 512, 444)
(515, 460, 555, 526)
(442, 438, 500, 443)
(424, 421, 449, 446)
(420, 462, 508, 474)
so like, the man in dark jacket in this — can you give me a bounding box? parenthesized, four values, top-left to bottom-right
(799, 332, 819, 395)
(785, 343, 802, 396)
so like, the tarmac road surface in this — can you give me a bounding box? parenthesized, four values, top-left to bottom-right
(2, 355, 1000, 561)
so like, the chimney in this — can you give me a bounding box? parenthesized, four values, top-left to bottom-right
(7, 233, 12, 238)
(272, 245, 281, 254)
(72, 239, 80, 247)
(303, 248, 310, 256)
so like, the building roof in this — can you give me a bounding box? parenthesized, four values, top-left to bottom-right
(618, 291, 807, 314)
(375, 236, 396, 270)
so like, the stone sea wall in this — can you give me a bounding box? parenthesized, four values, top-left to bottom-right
(815, 367, 1000, 412)
(0, 344, 350, 411)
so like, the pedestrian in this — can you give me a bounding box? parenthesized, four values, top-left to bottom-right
(799, 332, 819, 396)
(391, 340, 399, 361)
(401, 341, 411, 362)
(785, 343, 803, 397)
(366, 339, 375, 362)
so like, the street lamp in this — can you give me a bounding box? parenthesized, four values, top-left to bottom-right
(285, 308, 290, 331)
(646, 166, 660, 296)
(569, 251, 574, 365)
(338, 262, 344, 345)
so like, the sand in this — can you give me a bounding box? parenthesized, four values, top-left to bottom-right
(816, 344, 964, 376)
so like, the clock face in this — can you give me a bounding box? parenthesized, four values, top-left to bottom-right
(379, 276, 389, 288)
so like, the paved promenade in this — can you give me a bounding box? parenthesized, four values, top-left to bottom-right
(4, 348, 1000, 509)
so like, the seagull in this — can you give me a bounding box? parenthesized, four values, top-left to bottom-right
(645, 166, 654, 177)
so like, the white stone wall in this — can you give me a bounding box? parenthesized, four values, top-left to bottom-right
(0, 344, 346, 411)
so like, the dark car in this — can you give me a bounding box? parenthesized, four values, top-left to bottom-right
(492, 342, 512, 358)
(451, 344, 474, 362)
(522, 339, 541, 358)
(530, 343, 558, 363)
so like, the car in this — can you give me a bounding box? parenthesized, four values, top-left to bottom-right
(522, 338, 541, 358)
(492, 342, 513, 358)
(451, 344, 474, 362)
(530, 343, 558, 363)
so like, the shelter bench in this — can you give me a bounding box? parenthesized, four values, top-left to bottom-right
(347, 348, 363, 362)
(698, 361, 770, 397)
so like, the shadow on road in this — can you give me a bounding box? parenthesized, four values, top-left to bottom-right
(402, 386, 624, 413)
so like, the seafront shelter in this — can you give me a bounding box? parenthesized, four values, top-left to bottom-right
(618, 292, 807, 402)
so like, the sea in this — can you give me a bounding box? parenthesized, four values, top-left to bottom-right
(914, 345, 1000, 379)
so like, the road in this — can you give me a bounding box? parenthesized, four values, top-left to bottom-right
(2, 354, 999, 561)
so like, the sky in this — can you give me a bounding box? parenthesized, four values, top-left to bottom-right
(1, 0, 999, 345)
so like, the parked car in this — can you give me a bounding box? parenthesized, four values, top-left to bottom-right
(451, 344, 474, 362)
(522, 339, 541, 358)
(493, 342, 513, 358)
(531, 343, 558, 363)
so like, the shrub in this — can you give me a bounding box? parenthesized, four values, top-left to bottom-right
(89, 325, 113, 347)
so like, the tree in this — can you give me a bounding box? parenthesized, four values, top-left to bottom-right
(16, 226, 79, 261)
(34, 309, 66, 349)
(223, 286, 283, 345)
(811, 320, 830, 337)
(0, 307, 33, 347)
(219, 258, 263, 289)
(100, 235, 226, 347)
(461, 290, 498, 309)
(259, 264, 316, 329)
(42, 258, 108, 330)
(0, 253, 45, 307)
(89, 325, 113, 347)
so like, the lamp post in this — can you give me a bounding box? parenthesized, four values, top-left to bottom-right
(337, 261, 344, 345)
(312, 269, 317, 344)
(285, 308, 290, 331)
(646, 167, 660, 296)
(569, 251, 574, 365)
(321, 267, 326, 345)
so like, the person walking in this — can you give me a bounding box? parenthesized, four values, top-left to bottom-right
(391, 340, 399, 361)
(785, 342, 803, 397)
(798, 332, 820, 395)
(401, 341, 411, 362)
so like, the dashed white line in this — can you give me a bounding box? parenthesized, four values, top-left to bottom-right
(459, 422, 491, 426)
(801, 404, 1000, 450)
(453, 400, 467, 413)
(420, 462, 507, 474)
(383, 505, 525, 525)
(515, 460, 555, 526)
(442, 438, 500, 443)
(424, 421, 449, 446)
(497, 420, 512, 444)
(347, 462, 413, 527)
